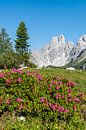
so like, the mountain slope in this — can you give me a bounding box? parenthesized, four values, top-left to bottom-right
(65, 49, 86, 69)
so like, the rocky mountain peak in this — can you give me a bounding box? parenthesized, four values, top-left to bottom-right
(31, 34, 86, 67)
(79, 35, 86, 42)
(51, 34, 65, 45)
(77, 35, 86, 48)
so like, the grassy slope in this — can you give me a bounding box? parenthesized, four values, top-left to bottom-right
(34, 68, 86, 92)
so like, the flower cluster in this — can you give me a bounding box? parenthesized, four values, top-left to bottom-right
(0, 68, 84, 121)
(40, 79, 83, 116)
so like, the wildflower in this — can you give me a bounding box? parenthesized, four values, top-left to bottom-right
(0, 73, 5, 78)
(6, 99, 11, 105)
(49, 103, 57, 111)
(51, 80, 57, 85)
(12, 68, 23, 74)
(26, 71, 31, 76)
(17, 69, 23, 74)
(16, 98, 22, 103)
(56, 86, 60, 90)
(67, 97, 72, 103)
(74, 97, 80, 103)
(56, 93, 61, 99)
(7, 72, 12, 76)
(48, 87, 52, 91)
(68, 88, 72, 93)
(40, 97, 45, 103)
(61, 95, 65, 99)
(37, 74, 42, 80)
(73, 105, 77, 111)
(6, 79, 11, 85)
(57, 81, 63, 85)
(78, 93, 83, 98)
(64, 108, 69, 113)
(18, 104, 23, 110)
(11, 68, 17, 73)
(17, 77, 22, 83)
(67, 81, 75, 87)
(58, 106, 64, 113)
(67, 93, 71, 98)
(44, 100, 48, 106)
(32, 71, 37, 75)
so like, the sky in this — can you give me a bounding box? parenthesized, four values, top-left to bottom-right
(0, 0, 86, 50)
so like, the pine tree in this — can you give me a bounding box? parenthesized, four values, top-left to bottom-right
(0, 28, 13, 54)
(0, 28, 17, 68)
(15, 21, 30, 54)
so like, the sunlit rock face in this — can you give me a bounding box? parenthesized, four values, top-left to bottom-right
(31, 34, 86, 67)
(69, 35, 86, 61)
(77, 35, 86, 48)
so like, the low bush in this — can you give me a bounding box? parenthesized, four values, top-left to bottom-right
(0, 68, 85, 129)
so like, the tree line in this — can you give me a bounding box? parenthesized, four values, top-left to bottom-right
(0, 21, 36, 69)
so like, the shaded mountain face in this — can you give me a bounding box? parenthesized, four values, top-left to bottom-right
(31, 34, 86, 67)
(65, 48, 86, 69)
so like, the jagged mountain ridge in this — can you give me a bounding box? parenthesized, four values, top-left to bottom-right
(65, 48, 86, 69)
(31, 34, 86, 68)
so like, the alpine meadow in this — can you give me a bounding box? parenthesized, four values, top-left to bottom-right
(0, 0, 86, 129)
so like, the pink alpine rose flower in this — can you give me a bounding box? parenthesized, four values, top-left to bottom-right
(56, 93, 61, 99)
(73, 105, 77, 111)
(68, 88, 72, 93)
(26, 71, 31, 76)
(17, 77, 22, 83)
(74, 97, 80, 103)
(44, 100, 48, 106)
(64, 108, 69, 113)
(40, 97, 45, 103)
(61, 95, 65, 99)
(55, 86, 60, 90)
(67, 97, 72, 103)
(17, 69, 23, 74)
(0, 73, 5, 78)
(48, 87, 52, 91)
(16, 98, 22, 103)
(57, 81, 63, 85)
(6, 79, 11, 85)
(78, 93, 83, 98)
(58, 106, 64, 113)
(37, 74, 42, 80)
(51, 80, 57, 85)
(11, 68, 17, 73)
(18, 104, 23, 110)
(12, 68, 23, 74)
(6, 99, 11, 105)
(67, 81, 75, 87)
(49, 103, 57, 111)
(68, 93, 71, 98)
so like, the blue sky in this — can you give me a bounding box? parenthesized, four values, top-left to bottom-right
(0, 0, 86, 50)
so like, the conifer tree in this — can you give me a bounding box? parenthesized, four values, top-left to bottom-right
(15, 21, 30, 54)
(0, 28, 13, 54)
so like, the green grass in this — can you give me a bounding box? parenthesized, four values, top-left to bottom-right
(36, 68, 86, 92)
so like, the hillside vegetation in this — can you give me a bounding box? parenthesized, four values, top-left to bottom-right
(0, 68, 85, 130)
(38, 68, 86, 92)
